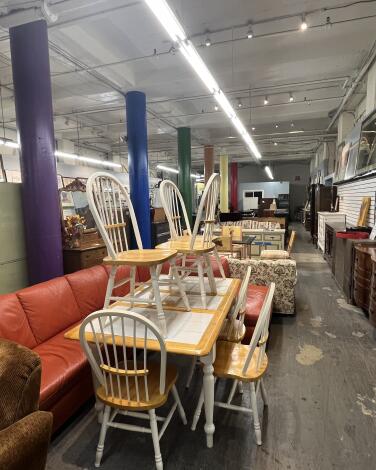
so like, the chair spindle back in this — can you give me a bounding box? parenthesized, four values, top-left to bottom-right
(80, 310, 167, 404)
(191, 173, 220, 248)
(242, 282, 275, 375)
(87, 172, 143, 258)
(230, 266, 252, 337)
(159, 180, 192, 239)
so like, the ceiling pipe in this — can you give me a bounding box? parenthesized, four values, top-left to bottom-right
(327, 41, 376, 130)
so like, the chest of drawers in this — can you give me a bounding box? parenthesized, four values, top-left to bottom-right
(63, 243, 107, 274)
(317, 212, 346, 252)
(353, 245, 374, 311)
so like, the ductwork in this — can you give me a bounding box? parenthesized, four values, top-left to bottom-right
(0, 0, 61, 28)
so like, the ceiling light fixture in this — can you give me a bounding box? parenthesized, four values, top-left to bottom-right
(275, 124, 279, 129)
(290, 122, 295, 127)
(251, 126, 256, 131)
(274, 142, 278, 146)
(237, 99, 243, 108)
(265, 166, 274, 180)
(144, 0, 262, 160)
(247, 24, 253, 39)
(156, 164, 179, 174)
(205, 34, 212, 47)
(55, 150, 121, 168)
(289, 92, 294, 102)
(264, 96, 269, 105)
(214, 104, 219, 111)
(300, 14, 308, 31)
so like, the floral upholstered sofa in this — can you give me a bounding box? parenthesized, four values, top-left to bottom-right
(228, 257, 297, 315)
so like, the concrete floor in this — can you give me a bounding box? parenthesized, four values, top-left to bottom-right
(47, 224, 376, 470)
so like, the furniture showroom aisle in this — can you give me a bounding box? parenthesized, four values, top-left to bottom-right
(47, 224, 376, 470)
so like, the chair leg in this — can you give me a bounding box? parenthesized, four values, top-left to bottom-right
(250, 382, 262, 445)
(130, 266, 136, 308)
(204, 254, 217, 296)
(149, 409, 163, 470)
(171, 385, 187, 425)
(196, 257, 207, 309)
(170, 258, 190, 311)
(95, 405, 111, 468)
(227, 379, 238, 404)
(213, 247, 226, 279)
(185, 357, 197, 389)
(104, 266, 116, 308)
(148, 263, 163, 301)
(191, 386, 204, 431)
(260, 378, 269, 407)
(150, 266, 167, 337)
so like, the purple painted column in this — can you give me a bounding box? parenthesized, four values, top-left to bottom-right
(10, 20, 63, 284)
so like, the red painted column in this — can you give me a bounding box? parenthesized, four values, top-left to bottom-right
(230, 162, 238, 211)
(204, 145, 214, 184)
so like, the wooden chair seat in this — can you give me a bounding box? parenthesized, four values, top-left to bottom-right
(103, 248, 178, 266)
(218, 319, 246, 343)
(214, 341, 268, 382)
(157, 238, 215, 254)
(97, 362, 178, 411)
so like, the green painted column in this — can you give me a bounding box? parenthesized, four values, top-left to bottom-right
(178, 127, 192, 226)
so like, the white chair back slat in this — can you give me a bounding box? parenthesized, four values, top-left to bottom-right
(87, 172, 143, 258)
(242, 283, 275, 375)
(191, 173, 220, 248)
(229, 266, 252, 337)
(160, 180, 192, 239)
(80, 310, 167, 406)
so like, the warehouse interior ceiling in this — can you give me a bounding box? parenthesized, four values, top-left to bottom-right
(0, 0, 375, 170)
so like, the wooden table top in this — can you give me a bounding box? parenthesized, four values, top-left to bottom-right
(64, 277, 241, 357)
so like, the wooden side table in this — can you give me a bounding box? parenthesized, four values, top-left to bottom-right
(63, 243, 107, 274)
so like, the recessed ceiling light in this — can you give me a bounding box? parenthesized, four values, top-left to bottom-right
(247, 25, 254, 39)
(264, 96, 269, 105)
(289, 92, 294, 102)
(275, 124, 279, 129)
(205, 35, 212, 47)
(237, 99, 243, 108)
(251, 126, 256, 131)
(274, 142, 278, 146)
(300, 14, 308, 31)
(214, 104, 219, 111)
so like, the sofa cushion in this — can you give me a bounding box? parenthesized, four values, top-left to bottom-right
(245, 285, 269, 327)
(17, 277, 82, 344)
(34, 324, 90, 408)
(66, 266, 108, 318)
(0, 294, 37, 349)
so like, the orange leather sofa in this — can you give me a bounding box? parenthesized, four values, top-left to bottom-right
(0, 258, 230, 432)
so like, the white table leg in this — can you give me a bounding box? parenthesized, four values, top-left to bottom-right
(200, 345, 216, 448)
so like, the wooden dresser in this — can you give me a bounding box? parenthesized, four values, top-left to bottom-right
(353, 245, 374, 311)
(63, 243, 107, 274)
(369, 250, 376, 327)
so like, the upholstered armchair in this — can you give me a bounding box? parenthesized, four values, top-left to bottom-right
(228, 258, 297, 314)
(0, 340, 53, 470)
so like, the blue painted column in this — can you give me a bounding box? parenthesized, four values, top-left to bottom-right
(125, 91, 151, 248)
(10, 19, 63, 284)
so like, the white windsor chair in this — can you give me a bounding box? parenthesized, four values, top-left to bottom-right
(158, 173, 224, 309)
(79, 309, 187, 470)
(191, 282, 275, 446)
(87, 172, 190, 337)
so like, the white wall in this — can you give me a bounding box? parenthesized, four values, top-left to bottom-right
(238, 181, 289, 210)
(338, 175, 376, 227)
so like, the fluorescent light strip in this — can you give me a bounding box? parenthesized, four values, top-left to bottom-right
(55, 150, 121, 168)
(144, 0, 262, 160)
(157, 164, 203, 179)
(265, 166, 274, 180)
(156, 164, 179, 174)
